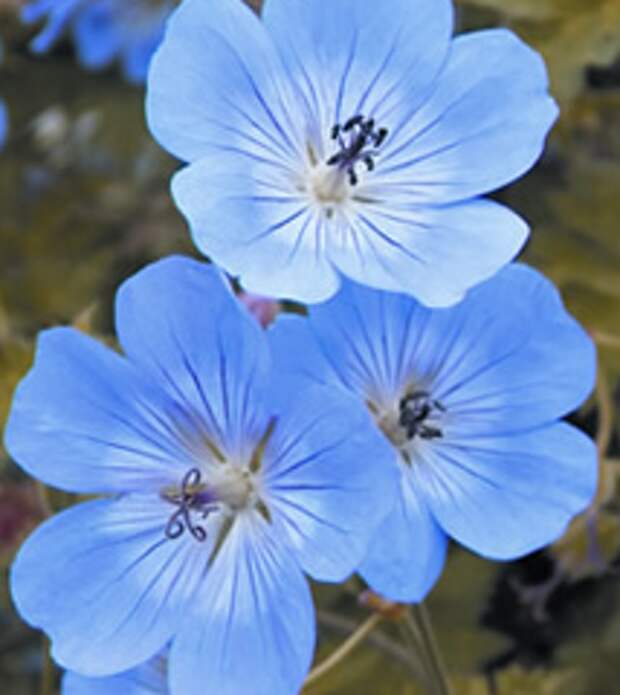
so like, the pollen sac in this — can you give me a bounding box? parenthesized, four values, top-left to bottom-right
(398, 391, 446, 441)
(327, 114, 388, 186)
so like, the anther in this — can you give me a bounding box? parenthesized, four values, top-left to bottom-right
(327, 114, 389, 186)
(163, 468, 218, 542)
(399, 391, 446, 441)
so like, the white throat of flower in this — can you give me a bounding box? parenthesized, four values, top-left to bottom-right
(160, 420, 275, 543)
(372, 390, 446, 464)
(301, 114, 389, 219)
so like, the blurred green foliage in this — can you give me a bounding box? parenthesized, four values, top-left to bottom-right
(1, 0, 620, 693)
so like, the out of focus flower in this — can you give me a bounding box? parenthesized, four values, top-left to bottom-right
(148, 0, 557, 305)
(6, 256, 396, 695)
(0, 40, 7, 148)
(22, 0, 174, 83)
(269, 264, 598, 601)
(0, 99, 6, 149)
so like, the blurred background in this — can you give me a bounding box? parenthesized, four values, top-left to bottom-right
(1, 0, 619, 693)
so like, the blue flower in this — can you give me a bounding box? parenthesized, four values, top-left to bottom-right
(63, 654, 167, 694)
(6, 256, 397, 695)
(147, 0, 558, 306)
(22, 0, 174, 83)
(0, 100, 6, 149)
(0, 41, 7, 149)
(269, 264, 598, 602)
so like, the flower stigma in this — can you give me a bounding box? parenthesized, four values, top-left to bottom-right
(161, 419, 277, 542)
(305, 114, 388, 218)
(327, 115, 388, 186)
(372, 390, 446, 463)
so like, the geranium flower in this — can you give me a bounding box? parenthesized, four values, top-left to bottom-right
(63, 653, 167, 694)
(6, 256, 396, 695)
(147, 0, 558, 305)
(22, 0, 174, 83)
(269, 264, 598, 601)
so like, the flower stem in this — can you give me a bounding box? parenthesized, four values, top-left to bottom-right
(40, 637, 54, 695)
(303, 612, 383, 689)
(404, 604, 453, 695)
(593, 330, 620, 350)
(317, 610, 422, 677)
(595, 367, 614, 461)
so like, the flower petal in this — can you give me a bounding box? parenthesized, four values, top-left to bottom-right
(4, 328, 195, 494)
(171, 162, 341, 303)
(73, 4, 121, 69)
(11, 496, 204, 675)
(62, 655, 167, 694)
(263, 0, 453, 130)
(378, 29, 558, 204)
(262, 382, 398, 582)
(146, 0, 301, 166)
(169, 514, 314, 695)
(268, 314, 338, 387)
(419, 422, 597, 559)
(302, 277, 431, 402)
(23, 0, 82, 53)
(115, 256, 272, 461)
(328, 198, 528, 308)
(0, 100, 8, 149)
(122, 30, 163, 84)
(421, 264, 596, 433)
(359, 465, 448, 602)
(292, 263, 595, 429)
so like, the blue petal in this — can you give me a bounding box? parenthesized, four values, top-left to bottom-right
(418, 422, 597, 559)
(303, 279, 432, 402)
(287, 263, 595, 430)
(62, 654, 168, 694)
(122, 31, 162, 85)
(115, 256, 272, 462)
(22, 0, 58, 24)
(267, 314, 338, 387)
(4, 328, 197, 494)
(171, 161, 341, 303)
(11, 496, 203, 675)
(262, 382, 398, 582)
(0, 100, 7, 149)
(262, 0, 453, 130)
(23, 0, 82, 53)
(377, 29, 559, 204)
(359, 465, 448, 602)
(420, 264, 596, 433)
(169, 514, 314, 695)
(146, 0, 301, 166)
(329, 198, 528, 307)
(73, 3, 121, 70)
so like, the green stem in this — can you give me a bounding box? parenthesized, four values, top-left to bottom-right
(397, 621, 434, 689)
(40, 637, 54, 695)
(304, 612, 383, 689)
(593, 330, 620, 350)
(405, 604, 453, 695)
(317, 610, 424, 678)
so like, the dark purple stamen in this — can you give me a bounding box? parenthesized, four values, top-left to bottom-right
(327, 114, 388, 186)
(163, 468, 218, 542)
(399, 391, 446, 441)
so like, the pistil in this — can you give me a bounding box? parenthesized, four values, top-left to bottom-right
(327, 114, 388, 186)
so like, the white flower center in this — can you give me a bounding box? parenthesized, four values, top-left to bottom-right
(309, 163, 350, 207)
(211, 466, 255, 512)
(371, 390, 446, 464)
